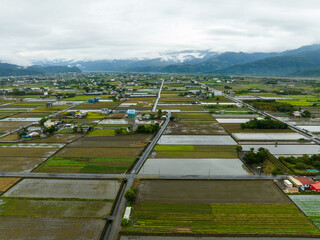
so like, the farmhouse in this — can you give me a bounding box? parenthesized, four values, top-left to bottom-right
(289, 176, 315, 189)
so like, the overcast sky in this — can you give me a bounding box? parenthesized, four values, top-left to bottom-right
(1, 0, 320, 65)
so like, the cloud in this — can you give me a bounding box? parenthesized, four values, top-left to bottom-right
(1, 0, 320, 65)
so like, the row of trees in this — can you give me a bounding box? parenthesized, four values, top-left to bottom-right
(241, 117, 288, 129)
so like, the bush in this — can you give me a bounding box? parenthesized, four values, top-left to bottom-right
(124, 189, 136, 205)
(272, 167, 284, 175)
(121, 218, 129, 226)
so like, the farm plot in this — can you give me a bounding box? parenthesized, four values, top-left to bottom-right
(0, 216, 105, 240)
(139, 158, 250, 176)
(0, 178, 20, 193)
(158, 104, 204, 111)
(216, 118, 251, 124)
(120, 237, 315, 240)
(0, 147, 58, 158)
(0, 121, 34, 133)
(35, 157, 135, 174)
(68, 135, 152, 148)
(158, 135, 237, 145)
(0, 157, 47, 172)
(0, 198, 113, 218)
(241, 144, 320, 157)
(3, 179, 120, 199)
(151, 145, 238, 159)
(172, 112, 216, 122)
(164, 122, 227, 135)
(123, 180, 319, 235)
(124, 203, 318, 235)
(290, 195, 320, 228)
(135, 180, 290, 204)
(29, 134, 83, 143)
(222, 123, 293, 133)
(54, 147, 143, 158)
(73, 102, 120, 110)
(232, 132, 307, 141)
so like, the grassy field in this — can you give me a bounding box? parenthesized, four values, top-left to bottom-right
(124, 203, 319, 234)
(35, 157, 135, 174)
(0, 198, 113, 218)
(152, 145, 238, 158)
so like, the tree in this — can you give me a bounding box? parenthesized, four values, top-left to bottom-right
(235, 145, 242, 153)
(124, 189, 136, 205)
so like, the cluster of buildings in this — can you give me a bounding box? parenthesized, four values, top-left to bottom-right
(284, 176, 320, 193)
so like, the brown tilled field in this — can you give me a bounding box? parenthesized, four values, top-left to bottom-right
(0, 157, 47, 172)
(0, 217, 105, 240)
(164, 122, 227, 135)
(0, 177, 20, 193)
(135, 180, 291, 204)
(55, 147, 143, 158)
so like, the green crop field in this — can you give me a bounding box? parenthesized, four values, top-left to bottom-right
(34, 157, 135, 174)
(153, 145, 238, 158)
(123, 203, 319, 235)
(290, 196, 320, 229)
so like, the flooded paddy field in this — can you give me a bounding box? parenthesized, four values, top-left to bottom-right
(139, 158, 251, 176)
(135, 180, 290, 204)
(3, 179, 120, 199)
(158, 135, 237, 145)
(241, 144, 320, 157)
(0, 217, 105, 240)
(164, 122, 227, 135)
(216, 118, 251, 123)
(232, 132, 306, 141)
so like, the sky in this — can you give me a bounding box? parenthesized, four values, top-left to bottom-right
(1, 0, 320, 65)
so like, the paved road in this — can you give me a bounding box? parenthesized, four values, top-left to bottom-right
(103, 111, 171, 240)
(0, 172, 127, 179)
(204, 84, 320, 145)
(152, 79, 164, 112)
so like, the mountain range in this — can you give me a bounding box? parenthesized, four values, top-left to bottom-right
(2, 44, 320, 76)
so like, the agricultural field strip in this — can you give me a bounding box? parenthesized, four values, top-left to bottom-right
(0, 143, 65, 148)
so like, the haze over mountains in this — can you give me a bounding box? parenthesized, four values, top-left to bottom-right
(2, 44, 320, 77)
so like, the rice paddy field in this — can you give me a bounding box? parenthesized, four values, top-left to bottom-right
(151, 145, 238, 159)
(157, 135, 237, 145)
(122, 180, 319, 235)
(0, 179, 121, 240)
(37, 134, 152, 174)
(164, 122, 227, 135)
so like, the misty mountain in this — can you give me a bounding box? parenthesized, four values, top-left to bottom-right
(217, 47, 320, 76)
(0, 63, 81, 77)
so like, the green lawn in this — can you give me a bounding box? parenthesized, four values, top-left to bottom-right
(123, 203, 319, 235)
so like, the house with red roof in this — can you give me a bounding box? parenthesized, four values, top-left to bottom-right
(310, 182, 320, 192)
